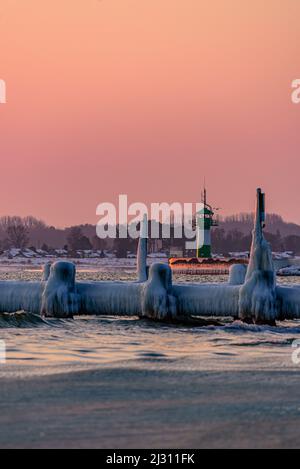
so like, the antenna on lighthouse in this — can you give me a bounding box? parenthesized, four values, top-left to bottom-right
(203, 177, 207, 207)
(201, 177, 207, 206)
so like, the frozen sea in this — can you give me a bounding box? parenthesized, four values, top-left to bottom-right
(0, 262, 300, 448)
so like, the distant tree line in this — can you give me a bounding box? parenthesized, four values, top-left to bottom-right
(211, 229, 299, 254)
(0, 213, 300, 256)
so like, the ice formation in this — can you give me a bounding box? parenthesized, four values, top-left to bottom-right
(41, 262, 80, 318)
(141, 263, 177, 321)
(228, 264, 247, 286)
(137, 214, 148, 282)
(79, 281, 142, 316)
(0, 281, 42, 315)
(42, 262, 52, 281)
(0, 189, 300, 324)
(239, 189, 277, 324)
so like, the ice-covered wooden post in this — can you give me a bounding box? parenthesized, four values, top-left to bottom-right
(137, 214, 148, 282)
(239, 188, 277, 324)
(42, 262, 52, 281)
(141, 263, 177, 321)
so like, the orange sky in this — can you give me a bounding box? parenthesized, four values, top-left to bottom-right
(1, 0, 300, 226)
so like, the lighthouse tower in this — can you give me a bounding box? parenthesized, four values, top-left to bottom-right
(196, 187, 217, 258)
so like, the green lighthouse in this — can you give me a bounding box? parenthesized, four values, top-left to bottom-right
(196, 187, 217, 258)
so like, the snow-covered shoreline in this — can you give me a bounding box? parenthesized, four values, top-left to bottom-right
(278, 266, 300, 276)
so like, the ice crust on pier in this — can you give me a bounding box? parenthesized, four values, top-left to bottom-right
(0, 281, 42, 315)
(173, 283, 240, 318)
(78, 281, 142, 316)
(276, 285, 300, 320)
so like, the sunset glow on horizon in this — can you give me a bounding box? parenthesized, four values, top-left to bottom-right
(1, 0, 300, 227)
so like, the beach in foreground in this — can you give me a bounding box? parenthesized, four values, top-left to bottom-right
(0, 367, 300, 449)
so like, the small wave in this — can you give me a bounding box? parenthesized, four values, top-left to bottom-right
(139, 352, 167, 358)
(136, 351, 175, 363)
(0, 311, 52, 329)
(219, 320, 300, 335)
(231, 338, 295, 347)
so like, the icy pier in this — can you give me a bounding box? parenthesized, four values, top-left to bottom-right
(0, 189, 300, 324)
